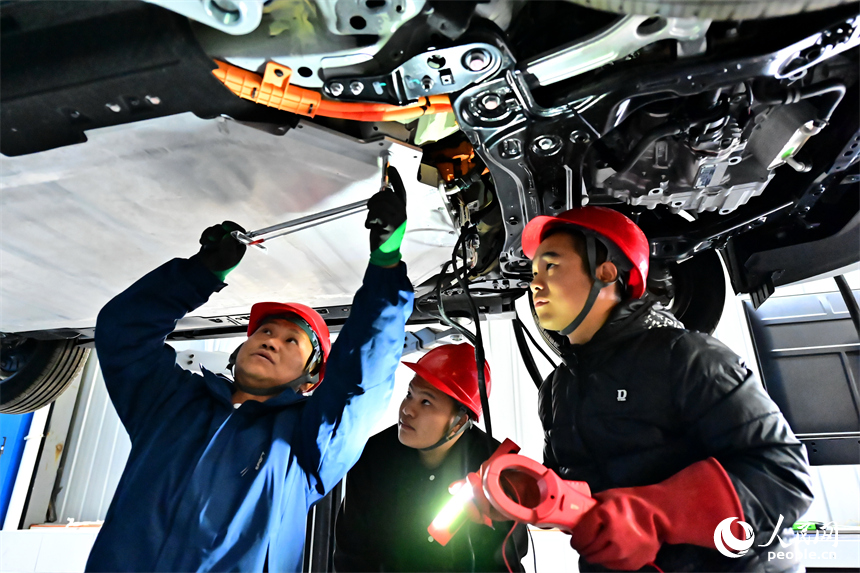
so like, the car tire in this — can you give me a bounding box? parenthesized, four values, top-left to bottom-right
(566, 0, 855, 20)
(650, 249, 726, 334)
(0, 339, 90, 414)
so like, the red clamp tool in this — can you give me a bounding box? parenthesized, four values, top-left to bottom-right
(482, 453, 596, 528)
(428, 439, 597, 545)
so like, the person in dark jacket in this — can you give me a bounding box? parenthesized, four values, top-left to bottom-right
(333, 343, 528, 572)
(477, 207, 813, 572)
(86, 170, 414, 572)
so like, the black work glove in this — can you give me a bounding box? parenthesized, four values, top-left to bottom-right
(366, 166, 407, 267)
(196, 221, 247, 281)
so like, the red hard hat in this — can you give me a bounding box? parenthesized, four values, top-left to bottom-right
(247, 302, 332, 384)
(521, 206, 650, 299)
(402, 343, 491, 421)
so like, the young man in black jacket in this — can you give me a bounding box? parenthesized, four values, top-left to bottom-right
(333, 343, 528, 572)
(515, 206, 813, 572)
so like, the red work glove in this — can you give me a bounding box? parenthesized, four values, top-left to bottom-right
(569, 458, 745, 570)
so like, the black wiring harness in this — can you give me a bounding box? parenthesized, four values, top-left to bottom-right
(434, 224, 549, 573)
(434, 223, 493, 441)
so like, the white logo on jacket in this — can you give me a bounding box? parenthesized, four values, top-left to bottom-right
(616, 389, 627, 402)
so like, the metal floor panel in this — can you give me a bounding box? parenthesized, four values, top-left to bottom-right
(0, 113, 456, 333)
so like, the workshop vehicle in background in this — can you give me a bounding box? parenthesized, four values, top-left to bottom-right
(2, 0, 859, 412)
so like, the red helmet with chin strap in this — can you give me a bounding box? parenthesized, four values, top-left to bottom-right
(247, 302, 331, 387)
(402, 343, 491, 421)
(521, 206, 650, 299)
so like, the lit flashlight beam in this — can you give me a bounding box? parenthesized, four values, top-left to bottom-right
(428, 481, 474, 546)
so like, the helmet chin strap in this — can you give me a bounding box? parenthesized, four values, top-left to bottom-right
(233, 372, 318, 396)
(559, 235, 611, 338)
(233, 350, 320, 397)
(419, 412, 472, 452)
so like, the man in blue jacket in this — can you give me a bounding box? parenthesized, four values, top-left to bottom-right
(86, 169, 414, 572)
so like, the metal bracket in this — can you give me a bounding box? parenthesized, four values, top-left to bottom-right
(649, 202, 793, 261)
(790, 128, 860, 219)
(451, 70, 607, 277)
(324, 43, 509, 105)
(769, 15, 860, 79)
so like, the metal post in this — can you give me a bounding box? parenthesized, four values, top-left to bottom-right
(834, 275, 860, 338)
(303, 479, 343, 572)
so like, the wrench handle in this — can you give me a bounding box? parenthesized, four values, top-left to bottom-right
(231, 230, 267, 251)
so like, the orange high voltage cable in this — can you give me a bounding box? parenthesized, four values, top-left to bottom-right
(213, 60, 453, 122)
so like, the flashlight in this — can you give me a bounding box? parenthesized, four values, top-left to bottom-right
(427, 480, 475, 546)
(428, 439, 521, 546)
